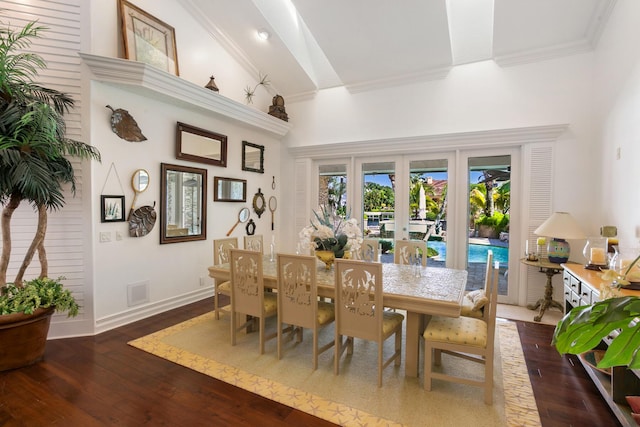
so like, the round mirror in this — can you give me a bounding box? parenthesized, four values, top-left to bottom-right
(128, 169, 150, 222)
(227, 207, 251, 236)
(239, 207, 250, 222)
(132, 169, 149, 193)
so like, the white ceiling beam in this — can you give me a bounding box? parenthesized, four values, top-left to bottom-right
(446, 0, 494, 65)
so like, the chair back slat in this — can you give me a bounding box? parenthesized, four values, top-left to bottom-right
(358, 238, 380, 262)
(244, 235, 264, 253)
(214, 237, 238, 265)
(230, 249, 264, 318)
(394, 240, 427, 266)
(485, 254, 500, 342)
(482, 250, 495, 323)
(277, 254, 317, 329)
(334, 259, 382, 341)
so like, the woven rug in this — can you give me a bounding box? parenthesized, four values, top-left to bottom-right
(129, 312, 540, 427)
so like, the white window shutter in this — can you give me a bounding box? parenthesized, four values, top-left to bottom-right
(523, 143, 555, 305)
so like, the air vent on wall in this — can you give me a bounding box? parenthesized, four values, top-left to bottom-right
(127, 281, 149, 307)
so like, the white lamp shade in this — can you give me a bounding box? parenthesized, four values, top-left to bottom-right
(534, 212, 585, 240)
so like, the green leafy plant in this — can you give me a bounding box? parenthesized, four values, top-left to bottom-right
(553, 296, 640, 368)
(299, 205, 363, 258)
(475, 212, 509, 235)
(0, 277, 79, 316)
(0, 19, 100, 288)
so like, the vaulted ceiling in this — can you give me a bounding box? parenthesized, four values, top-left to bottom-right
(181, 0, 616, 99)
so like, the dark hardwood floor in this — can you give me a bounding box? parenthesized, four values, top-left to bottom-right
(517, 321, 621, 427)
(0, 298, 621, 426)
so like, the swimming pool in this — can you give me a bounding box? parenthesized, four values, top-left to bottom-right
(427, 240, 509, 264)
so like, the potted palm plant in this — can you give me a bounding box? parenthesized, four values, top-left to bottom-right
(0, 19, 100, 370)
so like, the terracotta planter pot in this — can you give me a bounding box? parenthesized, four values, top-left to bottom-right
(477, 225, 498, 238)
(0, 307, 55, 371)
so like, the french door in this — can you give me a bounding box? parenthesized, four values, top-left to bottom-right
(313, 148, 519, 304)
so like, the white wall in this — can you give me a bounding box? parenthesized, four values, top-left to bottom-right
(282, 53, 601, 238)
(0, 1, 283, 336)
(595, 0, 640, 249)
(90, 83, 281, 330)
(85, 1, 282, 332)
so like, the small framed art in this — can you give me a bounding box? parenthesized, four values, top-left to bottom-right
(101, 195, 126, 223)
(118, 0, 180, 76)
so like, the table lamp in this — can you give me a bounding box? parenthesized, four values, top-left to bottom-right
(534, 212, 585, 264)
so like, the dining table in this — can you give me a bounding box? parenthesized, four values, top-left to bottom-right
(208, 256, 468, 377)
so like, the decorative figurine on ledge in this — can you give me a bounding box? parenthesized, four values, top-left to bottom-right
(205, 75, 219, 92)
(268, 94, 288, 122)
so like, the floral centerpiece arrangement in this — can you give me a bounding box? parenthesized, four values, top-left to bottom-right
(299, 205, 363, 262)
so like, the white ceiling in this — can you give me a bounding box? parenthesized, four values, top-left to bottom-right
(181, 0, 616, 99)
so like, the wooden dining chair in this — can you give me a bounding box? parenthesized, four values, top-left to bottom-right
(213, 237, 238, 320)
(422, 251, 499, 404)
(358, 238, 380, 262)
(276, 253, 335, 370)
(229, 249, 277, 354)
(333, 259, 404, 387)
(244, 234, 264, 253)
(460, 250, 494, 319)
(394, 239, 427, 266)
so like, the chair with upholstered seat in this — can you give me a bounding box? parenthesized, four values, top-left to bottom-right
(422, 250, 499, 404)
(276, 253, 335, 370)
(213, 237, 238, 320)
(244, 234, 264, 253)
(334, 259, 404, 387)
(394, 239, 427, 266)
(460, 251, 494, 319)
(229, 249, 277, 354)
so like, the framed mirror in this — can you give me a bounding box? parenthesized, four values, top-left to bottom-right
(160, 163, 207, 244)
(242, 141, 264, 173)
(176, 122, 227, 167)
(214, 176, 246, 202)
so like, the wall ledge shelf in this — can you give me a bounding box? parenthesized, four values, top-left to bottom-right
(80, 53, 291, 138)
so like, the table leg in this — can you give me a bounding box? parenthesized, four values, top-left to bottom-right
(405, 312, 423, 377)
(527, 268, 562, 322)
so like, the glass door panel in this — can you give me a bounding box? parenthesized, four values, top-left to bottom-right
(362, 161, 396, 263)
(409, 159, 448, 268)
(467, 155, 511, 295)
(318, 164, 347, 214)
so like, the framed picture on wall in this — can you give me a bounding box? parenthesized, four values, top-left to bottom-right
(118, 0, 180, 76)
(101, 195, 126, 223)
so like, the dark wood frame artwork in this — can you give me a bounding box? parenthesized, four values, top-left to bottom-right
(176, 122, 228, 167)
(118, 0, 180, 76)
(160, 163, 207, 244)
(242, 140, 264, 174)
(101, 195, 126, 223)
(213, 176, 247, 202)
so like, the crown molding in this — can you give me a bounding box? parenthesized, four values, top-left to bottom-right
(289, 124, 569, 159)
(80, 53, 291, 137)
(494, 40, 593, 67)
(495, 0, 616, 68)
(345, 66, 452, 94)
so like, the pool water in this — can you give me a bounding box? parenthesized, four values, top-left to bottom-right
(428, 240, 509, 264)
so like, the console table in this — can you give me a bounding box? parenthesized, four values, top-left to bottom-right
(562, 263, 640, 427)
(521, 258, 566, 322)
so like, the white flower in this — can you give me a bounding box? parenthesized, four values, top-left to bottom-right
(298, 205, 363, 255)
